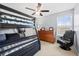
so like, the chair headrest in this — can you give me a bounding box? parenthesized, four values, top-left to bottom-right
(63, 30, 75, 40)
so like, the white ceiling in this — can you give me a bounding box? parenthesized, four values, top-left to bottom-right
(1, 3, 77, 17)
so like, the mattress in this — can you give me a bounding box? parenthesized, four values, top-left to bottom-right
(0, 35, 40, 56)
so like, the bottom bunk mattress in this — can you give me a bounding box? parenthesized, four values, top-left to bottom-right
(0, 34, 40, 56)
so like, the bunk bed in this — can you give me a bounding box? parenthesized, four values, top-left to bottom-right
(0, 4, 40, 56)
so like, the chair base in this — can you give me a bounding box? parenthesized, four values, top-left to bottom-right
(60, 46, 71, 51)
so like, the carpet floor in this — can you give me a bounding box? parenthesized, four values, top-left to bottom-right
(35, 41, 76, 56)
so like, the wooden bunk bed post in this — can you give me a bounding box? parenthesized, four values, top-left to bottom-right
(33, 17, 41, 50)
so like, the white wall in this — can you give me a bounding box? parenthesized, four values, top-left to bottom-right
(25, 28, 36, 36)
(36, 14, 57, 30)
(74, 4, 79, 55)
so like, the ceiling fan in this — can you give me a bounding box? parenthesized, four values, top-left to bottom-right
(25, 3, 49, 16)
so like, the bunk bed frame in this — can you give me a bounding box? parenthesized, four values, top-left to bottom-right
(0, 4, 40, 56)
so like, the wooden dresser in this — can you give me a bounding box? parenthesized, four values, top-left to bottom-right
(38, 27, 55, 43)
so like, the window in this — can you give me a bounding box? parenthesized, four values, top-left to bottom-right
(57, 15, 73, 36)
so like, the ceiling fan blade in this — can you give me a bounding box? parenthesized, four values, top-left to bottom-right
(32, 12, 36, 15)
(25, 7, 35, 11)
(40, 13, 43, 16)
(41, 10, 49, 12)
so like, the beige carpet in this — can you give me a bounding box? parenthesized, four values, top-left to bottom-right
(35, 41, 76, 56)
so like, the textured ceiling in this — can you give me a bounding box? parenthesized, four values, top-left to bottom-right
(1, 3, 76, 17)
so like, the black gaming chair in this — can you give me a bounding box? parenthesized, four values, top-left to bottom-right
(57, 30, 75, 51)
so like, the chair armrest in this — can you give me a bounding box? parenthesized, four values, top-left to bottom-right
(60, 37, 63, 39)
